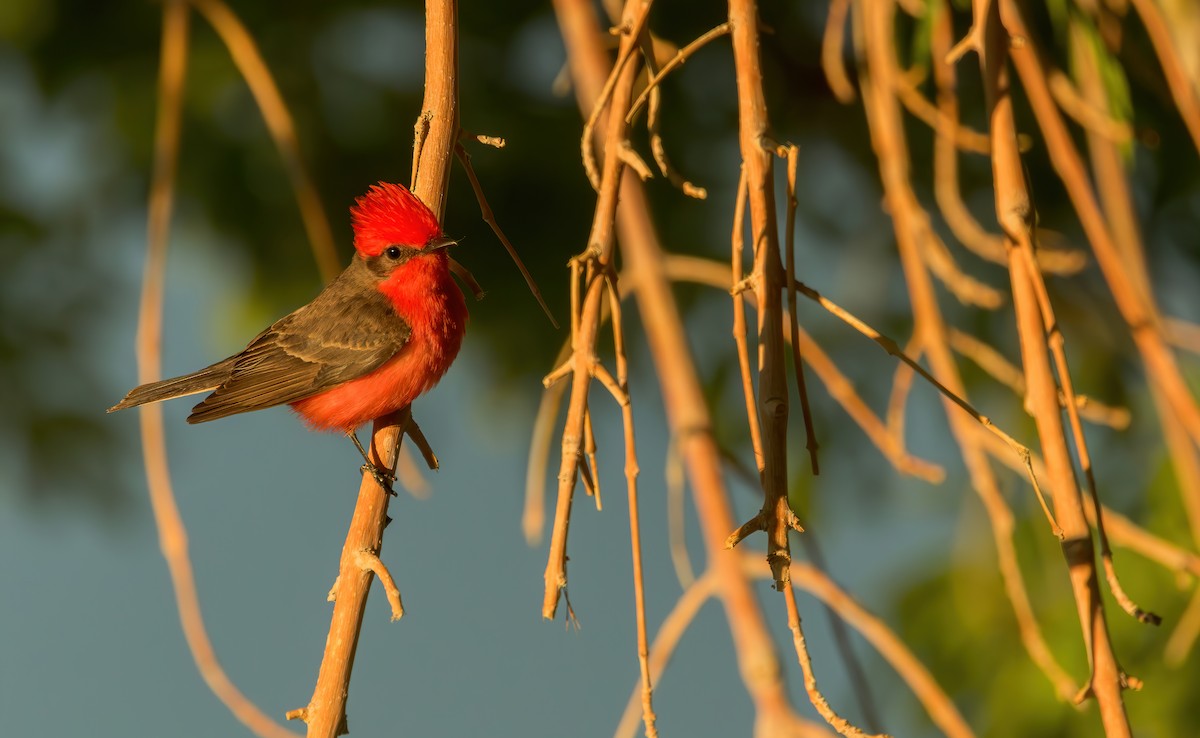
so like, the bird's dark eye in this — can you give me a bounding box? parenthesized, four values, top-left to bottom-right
(385, 246, 402, 260)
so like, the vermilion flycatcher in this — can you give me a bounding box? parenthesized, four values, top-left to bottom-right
(109, 182, 468, 490)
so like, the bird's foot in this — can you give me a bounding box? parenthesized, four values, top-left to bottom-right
(360, 462, 397, 497)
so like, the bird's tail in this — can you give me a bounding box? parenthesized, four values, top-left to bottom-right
(107, 362, 231, 413)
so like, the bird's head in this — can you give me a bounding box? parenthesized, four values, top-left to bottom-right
(350, 183, 456, 269)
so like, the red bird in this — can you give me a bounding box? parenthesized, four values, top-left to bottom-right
(109, 182, 468, 490)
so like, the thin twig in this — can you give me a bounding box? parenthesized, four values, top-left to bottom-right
(746, 556, 975, 738)
(543, 0, 649, 620)
(1047, 68, 1133, 144)
(352, 550, 404, 621)
(580, 0, 655, 190)
(917, 220, 1005, 309)
(627, 22, 732, 126)
(525, 361, 570, 544)
(636, 29, 707, 199)
(1165, 317, 1200, 356)
(404, 415, 440, 471)
(582, 405, 602, 507)
(556, 0, 809, 728)
(894, 72, 996, 153)
(781, 144, 820, 474)
(664, 436, 696, 588)
(455, 143, 558, 327)
(448, 257, 486, 300)
(885, 336, 919, 445)
(783, 585, 883, 738)
(1165, 588, 1200, 666)
(982, 3, 1135, 729)
(821, 0, 857, 103)
(602, 275, 658, 738)
(730, 168, 765, 475)
(614, 572, 719, 738)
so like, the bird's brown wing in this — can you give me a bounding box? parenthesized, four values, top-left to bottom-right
(187, 265, 411, 424)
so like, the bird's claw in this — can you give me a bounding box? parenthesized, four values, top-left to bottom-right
(360, 462, 397, 497)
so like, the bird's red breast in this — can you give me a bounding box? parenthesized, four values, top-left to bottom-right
(289, 250, 467, 432)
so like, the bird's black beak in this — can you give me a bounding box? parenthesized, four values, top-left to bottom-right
(426, 235, 457, 252)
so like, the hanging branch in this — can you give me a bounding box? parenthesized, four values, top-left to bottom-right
(927, 2, 1087, 276)
(540, 0, 648, 621)
(553, 0, 814, 732)
(856, 0, 1078, 702)
(973, 1, 1134, 732)
(722, 0, 804, 588)
(724, 2, 876, 736)
(540, 1, 659, 732)
(998, 2, 1200, 454)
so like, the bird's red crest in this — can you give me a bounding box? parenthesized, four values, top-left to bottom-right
(350, 182, 443, 257)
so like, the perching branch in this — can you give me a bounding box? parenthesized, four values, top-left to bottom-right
(292, 2, 460, 736)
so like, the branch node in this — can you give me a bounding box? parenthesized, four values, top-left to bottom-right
(353, 550, 405, 621)
(725, 512, 767, 549)
(285, 707, 308, 723)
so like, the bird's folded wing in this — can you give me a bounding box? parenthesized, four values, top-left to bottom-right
(187, 289, 412, 424)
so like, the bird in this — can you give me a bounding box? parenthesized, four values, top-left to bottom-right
(109, 182, 469, 492)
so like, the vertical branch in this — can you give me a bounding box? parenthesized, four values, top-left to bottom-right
(731, 168, 765, 475)
(783, 145, 820, 475)
(554, 0, 813, 733)
(603, 279, 658, 738)
(859, 0, 1078, 701)
(295, 1, 460, 736)
(978, 1, 1132, 733)
(725, 0, 798, 590)
(293, 410, 407, 738)
(998, 1, 1200, 452)
(139, 3, 296, 737)
(541, 0, 648, 620)
(726, 2, 873, 736)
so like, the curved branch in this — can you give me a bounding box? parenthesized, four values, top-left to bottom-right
(139, 4, 297, 736)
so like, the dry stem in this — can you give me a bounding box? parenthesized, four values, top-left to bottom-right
(541, 0, 648, 621)
(296, 1, 460, 735)
(1003, 0, 1200, 454)
(856, 0, 1077, 701)
(555, 0, 813, 731)
(725, 0, 799, 597)
(978, 1, 1132, 731)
